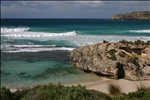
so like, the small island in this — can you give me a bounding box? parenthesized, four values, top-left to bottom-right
(112, 11, 150, 20)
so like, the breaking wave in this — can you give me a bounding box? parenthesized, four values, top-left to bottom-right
(3, 47, 74, 53)
(1, 31, 77, 38)
(1, 27, 30, 33)
(12, 45, 56, 48)
(128, 29, 150, 33)
(1, 44, 74, 53)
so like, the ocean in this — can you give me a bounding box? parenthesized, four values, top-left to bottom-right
(1, 19, 150, 88)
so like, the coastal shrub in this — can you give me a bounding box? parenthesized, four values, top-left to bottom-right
(0, 83, 111, 100)
(143, 90, 150, 98)
(1, 84, 150, 100)
(0, 87, 14, 100)
(0, 87, 30, 100)
(21, 83, 111, 100)
(112, 90, 150, 100)
(128, 90, 150, 99)
(112, 96, 127, 100)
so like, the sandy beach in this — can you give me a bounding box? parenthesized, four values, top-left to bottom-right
(9, 77, 150, 95)
(66, 78, 150, 94)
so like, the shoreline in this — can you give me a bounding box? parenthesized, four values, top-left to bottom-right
(9, 77, 150, 94)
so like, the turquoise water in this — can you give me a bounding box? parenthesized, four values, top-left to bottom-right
(1, 60, 100, 88)
(1, 19, 150, 88)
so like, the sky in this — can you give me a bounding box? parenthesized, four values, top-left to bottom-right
(1, 1, 150, 18)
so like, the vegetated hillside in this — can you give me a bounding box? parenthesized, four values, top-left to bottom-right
(112, 11, 150, 20)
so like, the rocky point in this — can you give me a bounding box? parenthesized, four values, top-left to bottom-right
(69, 40, 150, 81)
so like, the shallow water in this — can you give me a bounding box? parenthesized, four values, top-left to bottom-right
(1, 60, 101, 88)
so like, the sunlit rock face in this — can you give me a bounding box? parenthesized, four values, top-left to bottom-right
(70, 40, 150, 81)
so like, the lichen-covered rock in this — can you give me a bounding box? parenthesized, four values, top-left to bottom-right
(69, 40, 150, 81)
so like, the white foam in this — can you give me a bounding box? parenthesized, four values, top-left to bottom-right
(1, 31, 76, 37)
(50, 35, 150, 47)
(1, 27, 30, 33)
(3, 47, 75, 53)
(2, 34, 149, 48)
(128, 29, 150, 33)
(13, 45, 56, 48)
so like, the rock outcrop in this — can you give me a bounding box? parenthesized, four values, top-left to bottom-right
(69, 40, 150, 81)
(112, 11, 150, 20)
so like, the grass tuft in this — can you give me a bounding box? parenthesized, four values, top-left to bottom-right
(136, 83, 150, 91)
(108, 82, 122, 96)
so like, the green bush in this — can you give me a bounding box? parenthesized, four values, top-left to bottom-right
(112, 96, 127, 100)
(128, 90, 150, 99)
(1, 83, 150, 100)
(143, 90, 150, 98)
(21, 83, 111, 100)
(0, 87, 13, 100)
(112, 90, 150, 100)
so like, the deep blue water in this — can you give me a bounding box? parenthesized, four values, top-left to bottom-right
(1, 19, 150, 88)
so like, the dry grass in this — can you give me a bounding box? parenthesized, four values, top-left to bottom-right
(108, 82, 122, 96)
(136, 82, 150, 91)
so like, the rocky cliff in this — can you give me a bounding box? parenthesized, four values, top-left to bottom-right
(112, 11, 150, 20)
(69, 40, 150, 81)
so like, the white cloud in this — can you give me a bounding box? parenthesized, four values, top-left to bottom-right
(1, 3, 20, 12)
(1, 1, 150, 18)
(74, 1, 103, 7)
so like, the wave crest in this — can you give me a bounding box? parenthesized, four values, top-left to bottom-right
(2, 47, 74, 53)
(1, 27, 30, 33)
(1, 31, 77, 37)
(129, 29, 150, 33)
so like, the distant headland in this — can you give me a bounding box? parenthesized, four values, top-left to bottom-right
(112, 11, 150, 20)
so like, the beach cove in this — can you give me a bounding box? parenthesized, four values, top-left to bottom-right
(1, 19, 150, 89)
